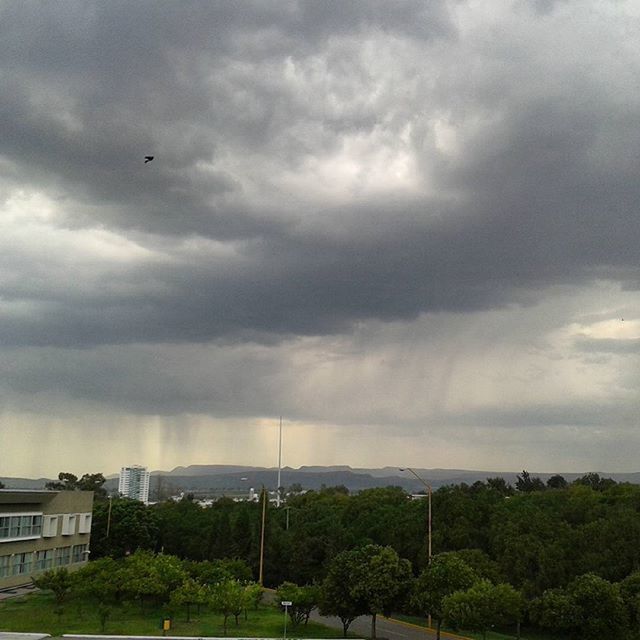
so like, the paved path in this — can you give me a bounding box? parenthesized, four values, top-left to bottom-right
(0, 585, 38, 601)
(307, 610, 468, 640)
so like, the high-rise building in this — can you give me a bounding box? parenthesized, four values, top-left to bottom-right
(118, 465, 150, 504)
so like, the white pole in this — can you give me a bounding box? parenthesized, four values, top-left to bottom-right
(277, 416, 283, 507)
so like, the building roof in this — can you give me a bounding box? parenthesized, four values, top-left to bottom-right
(0, 489, 58, 504)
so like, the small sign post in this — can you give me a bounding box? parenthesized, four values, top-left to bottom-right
(281, 600, 292, 640)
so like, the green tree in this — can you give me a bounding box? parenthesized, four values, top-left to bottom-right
(515, 471, 546, 493)
(349, 544, 412, 639)
(211, 579, 247, 633)
(531, 573, 627, 640)
(546, 475, 568, 489)
(33, 568, 74, 606)
(244, 582, 264, 615)
(412, 553, 478, 640)
(567, 573, 627, 640)
(573, 473, 616, 492)
(443, 580, 523, 640)
(276, 582, 319, 627)
(530, 588, 580, 632)
(319, 549, 367, 636)
(170, 578, 209, 622)
(77, 473, 108, 498)
(91, 497, 159, 558)
(97, 603, 112, 632)
(45, 472, 79, 491)
(122, 551, 186, 609)
(44, 472, 107, 498)
(486, 477, 514, 496)
(619, 570, 640, 628)
(72, 557, 128, 604)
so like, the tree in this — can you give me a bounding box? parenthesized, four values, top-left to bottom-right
(122, 551, 186, 609)
(211, 580, 247, 633)
(33, 568, 74, 606)
(72, 557, 128, 604)
(348, 545, 412, 639)
(45, 472, 79, 491)
(573, 472, 616, 492)
(97, 603, 112, 632)
(44, 472, 107, 498)
(567, 573, 627, 640)
(320, 549, 368, 636)
(515, 470, 546, 493)
(531, 573, 627, 640)
(91, 497, 159, 558)
(76, 473, 108, 498)
(530, 588, 580, 632)
(244, 582, 264, 615)
(412, 553, 478, 640)
(276, 582, 319, 627)
(444, 580, 523, 640)
(170, 578, 209, 622)
(619, 570, 640, 627)
(486, 477, 514, 496)
(546, 475, 568, 489)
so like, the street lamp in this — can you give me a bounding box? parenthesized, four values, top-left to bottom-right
(400, 468, 432, 564)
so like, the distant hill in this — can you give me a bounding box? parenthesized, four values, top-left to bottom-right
(6, 466, 640, 495)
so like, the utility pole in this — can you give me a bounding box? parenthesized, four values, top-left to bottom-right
(106, 495, 113, 537)
(277, 416, 283, 508)
(400, 467, 432, 563)
(259, 485, 267, 585)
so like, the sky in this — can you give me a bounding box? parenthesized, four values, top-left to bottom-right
(2, 0, 640, 478)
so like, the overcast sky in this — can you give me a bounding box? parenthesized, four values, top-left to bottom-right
(2, 0, 640, 478)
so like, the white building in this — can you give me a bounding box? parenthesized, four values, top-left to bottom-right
(118, 465, 150, 504)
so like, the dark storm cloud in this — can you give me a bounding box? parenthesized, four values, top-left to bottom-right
(1, 0, 640, 348)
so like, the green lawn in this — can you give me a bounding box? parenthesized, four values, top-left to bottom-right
(0, 592, 350, 638)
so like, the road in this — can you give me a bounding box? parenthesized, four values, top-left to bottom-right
(308, 610, 465, 640)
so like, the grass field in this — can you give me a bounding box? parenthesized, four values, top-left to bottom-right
(0, 591, 349, 638)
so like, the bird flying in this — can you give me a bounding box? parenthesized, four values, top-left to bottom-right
(144, 156, 154, 163)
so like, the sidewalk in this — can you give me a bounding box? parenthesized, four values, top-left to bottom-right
(0, 585, 38, 601)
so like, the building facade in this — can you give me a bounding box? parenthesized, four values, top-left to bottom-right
(0, 489, 94, 590)
(118, 465, 150, 504)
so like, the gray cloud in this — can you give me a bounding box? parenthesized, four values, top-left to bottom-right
(1, 0, 638, 349)
(2, 1, 640, 473)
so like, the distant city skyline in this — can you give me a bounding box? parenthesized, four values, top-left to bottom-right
(2, 1, 640, 478)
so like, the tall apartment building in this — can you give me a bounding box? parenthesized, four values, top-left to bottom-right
(0, 489, 94, 590)
(118, 465, 150, 504)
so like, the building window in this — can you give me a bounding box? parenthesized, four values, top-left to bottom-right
(55, 546, 71, 566)
(0, 513, 43, 541)
(12, 552, 33, 575)
(78, 513, 92, 534)
(0, 555, 10, 577)
(35, 549, 55, 571)
(72, 544, 88, 563)
(42, 515, 59, 537)
(61, 514, 77, 536)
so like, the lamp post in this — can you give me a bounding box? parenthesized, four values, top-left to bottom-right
(400, 468, 432, 563)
